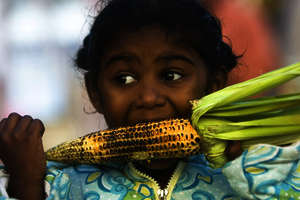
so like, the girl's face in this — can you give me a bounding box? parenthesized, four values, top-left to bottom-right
(90, 26, 209, 128)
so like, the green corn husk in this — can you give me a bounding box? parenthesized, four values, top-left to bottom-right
(191, 62, 300, 119)
(205, 93, 300, 117)
(191, 62, 300, 168)
(241, 133, 300, 149)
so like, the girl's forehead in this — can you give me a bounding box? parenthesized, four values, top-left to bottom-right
(105, 26, 172, 46)
(101, 26, 201, 60)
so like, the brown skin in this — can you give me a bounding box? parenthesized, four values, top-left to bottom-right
(0, 113, 46, 200)
(87, 26, 240, 187)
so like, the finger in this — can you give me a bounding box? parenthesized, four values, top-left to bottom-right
(0, 118, 8, 156)
(226, 141, 243, 161)
(27, 119, 45, 137)
(12, 115, 33, 139)
(0, 118, 7, 132)
(3, 113, 21, 134)
(0, 117, 7, 123)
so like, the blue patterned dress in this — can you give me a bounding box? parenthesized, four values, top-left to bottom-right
(1, 142, 300, 200)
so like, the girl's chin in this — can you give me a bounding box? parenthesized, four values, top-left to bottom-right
(135, 159, 180, 170)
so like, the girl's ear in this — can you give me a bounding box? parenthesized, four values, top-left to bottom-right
(85, 74, 104, 114)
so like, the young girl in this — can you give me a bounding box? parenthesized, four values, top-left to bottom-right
(0, 0, 299, 199)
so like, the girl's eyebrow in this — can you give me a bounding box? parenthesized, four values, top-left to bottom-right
(156, 54, 195, 65)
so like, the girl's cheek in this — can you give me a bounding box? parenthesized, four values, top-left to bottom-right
(103, 94, 132, 127)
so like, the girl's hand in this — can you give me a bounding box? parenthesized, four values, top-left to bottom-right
(0, 113, 46, 200)
(226, 141, 243, 161)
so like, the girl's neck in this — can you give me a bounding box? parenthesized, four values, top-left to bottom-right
(133, 159, 180, 189)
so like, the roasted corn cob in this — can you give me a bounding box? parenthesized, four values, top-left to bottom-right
(46, 119, 201, 164)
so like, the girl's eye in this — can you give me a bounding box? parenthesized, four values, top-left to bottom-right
(116, 74, 136, 85)
(164, 71, 183, 81)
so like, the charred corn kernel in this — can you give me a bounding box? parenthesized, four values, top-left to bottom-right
(45, 119, 201, 164)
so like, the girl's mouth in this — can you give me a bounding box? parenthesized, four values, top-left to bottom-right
(126, 116, 185, 127)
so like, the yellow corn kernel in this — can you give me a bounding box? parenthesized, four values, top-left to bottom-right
(46, 119, 201, 164)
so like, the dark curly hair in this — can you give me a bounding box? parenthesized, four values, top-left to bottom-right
(74, 0, 239, 91)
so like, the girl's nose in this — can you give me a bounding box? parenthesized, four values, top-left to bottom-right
(136, 83, 165, 108)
